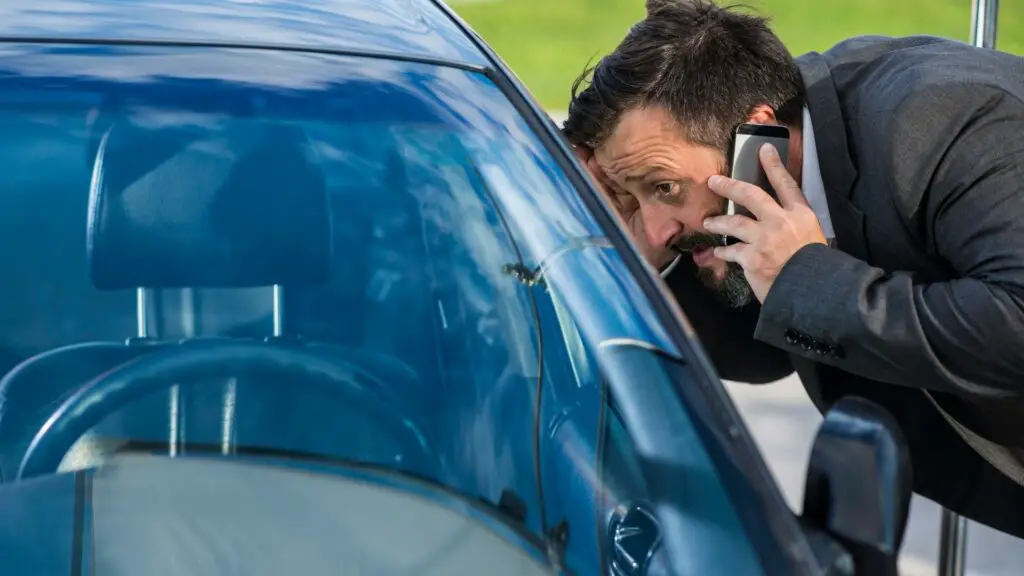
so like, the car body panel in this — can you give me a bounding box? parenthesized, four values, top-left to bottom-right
(0, 0, 488, 68)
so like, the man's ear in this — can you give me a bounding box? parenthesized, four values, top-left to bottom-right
(747, 104, 779, 125)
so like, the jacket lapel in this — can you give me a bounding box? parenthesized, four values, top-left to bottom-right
(797, 52, 868, 261)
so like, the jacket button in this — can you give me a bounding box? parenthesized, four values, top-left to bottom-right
(784, 329, 799, 345)
(813, 342, 830, 355)
(798, 335, 814, 351)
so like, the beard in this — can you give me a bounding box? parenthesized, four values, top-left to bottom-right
(696, 262, 753, 308)
(673, 232, 753, 308)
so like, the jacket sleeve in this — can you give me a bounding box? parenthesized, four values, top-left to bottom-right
(754, 86, 1024, 396)
(664, 257, 793, 384)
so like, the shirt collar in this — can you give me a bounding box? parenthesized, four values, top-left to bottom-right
(800, 106, 835, 241)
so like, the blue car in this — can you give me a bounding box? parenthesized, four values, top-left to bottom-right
(0, 1, 913, 575)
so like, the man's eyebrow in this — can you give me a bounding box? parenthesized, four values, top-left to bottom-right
(624, 167, 669, 182)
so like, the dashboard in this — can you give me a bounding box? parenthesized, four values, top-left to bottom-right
(0, 455, 559, 576)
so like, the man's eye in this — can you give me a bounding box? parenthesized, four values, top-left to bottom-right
(654, 182, 677, 198)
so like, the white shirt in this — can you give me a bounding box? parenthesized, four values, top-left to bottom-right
(800, 107, 835, 242)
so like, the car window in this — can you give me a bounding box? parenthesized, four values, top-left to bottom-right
(0, 45, 603, 538)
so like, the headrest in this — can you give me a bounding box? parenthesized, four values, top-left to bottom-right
(87, 121, 331, 290)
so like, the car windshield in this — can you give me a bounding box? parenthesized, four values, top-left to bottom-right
(0, 44, 568, 513)
(0, 43, 771, 575)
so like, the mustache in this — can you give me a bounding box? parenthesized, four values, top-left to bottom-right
(671, 232, 724, 253)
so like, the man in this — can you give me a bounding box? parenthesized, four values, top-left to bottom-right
(562, 0, 1024, 538)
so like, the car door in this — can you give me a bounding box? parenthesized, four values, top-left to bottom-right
(534, 280, 666, 576)
(595, 340, 769, 576)
(536, 279, 768, 575)
(532, 281, 605, 573)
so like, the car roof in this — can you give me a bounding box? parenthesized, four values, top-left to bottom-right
(0, 0, 490, 68)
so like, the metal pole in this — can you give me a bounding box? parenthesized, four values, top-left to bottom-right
(970, 0, 999, 49)
(935, 7, 999, 576)
(938, 509, 969, 576)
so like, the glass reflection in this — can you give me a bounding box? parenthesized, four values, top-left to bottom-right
(0, 47, 604, 541)
(0, 0, 486, 66)
(541, 245, 676, 351)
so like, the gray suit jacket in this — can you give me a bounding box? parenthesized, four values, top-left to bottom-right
(667, 36, 1024, 537)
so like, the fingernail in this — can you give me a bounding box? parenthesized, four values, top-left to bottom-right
(761, 143, 778, 158)
(703, 218, 712, 228)
(708, 175, 723, 187)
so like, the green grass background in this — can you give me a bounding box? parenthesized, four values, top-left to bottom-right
(450, 0, 1024, 110)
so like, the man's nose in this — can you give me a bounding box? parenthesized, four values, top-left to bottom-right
(640, 203, 682, 249)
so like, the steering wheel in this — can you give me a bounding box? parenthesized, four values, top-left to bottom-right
(17, 341, 433, 480)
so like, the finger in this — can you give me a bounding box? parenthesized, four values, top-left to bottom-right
(759, 144, 808, 210)
(707, 175, 779, 220)
(703, 214, 759, 244)
(711, 242, 748, 264)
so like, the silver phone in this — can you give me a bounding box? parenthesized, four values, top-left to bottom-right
(724, 123, 790, 245)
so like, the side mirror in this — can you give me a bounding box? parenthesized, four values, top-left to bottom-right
(801, 396, 912, 576)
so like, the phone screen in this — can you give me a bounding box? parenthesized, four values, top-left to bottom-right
(724, 123, 790, 244)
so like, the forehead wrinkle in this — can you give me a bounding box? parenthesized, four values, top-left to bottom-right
(599, 117, 688, 179)
(609, 149, 682, 183)
(603, 145, 665, 175)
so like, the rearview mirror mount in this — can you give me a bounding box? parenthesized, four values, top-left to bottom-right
(800, 396, 913, 576)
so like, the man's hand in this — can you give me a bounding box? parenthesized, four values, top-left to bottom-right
(573, 146, 676, 270)
(703, 144, 827, 302)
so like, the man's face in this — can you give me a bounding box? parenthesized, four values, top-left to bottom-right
(593, 106, 753, 307)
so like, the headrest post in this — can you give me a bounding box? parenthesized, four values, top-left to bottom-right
(135, 288, 150, 338)
(168, 386, 182, 458)
(180, 288, 197, 337)
(272, 285, 285, 337)
(134, 284, 184, 458)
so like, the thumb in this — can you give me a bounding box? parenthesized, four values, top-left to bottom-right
(760, 144, 807, 209)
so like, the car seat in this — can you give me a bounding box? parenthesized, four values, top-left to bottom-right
(0, 118, 431, 481)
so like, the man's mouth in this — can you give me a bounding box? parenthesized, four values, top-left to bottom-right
(671, 232, 722, 266)
(690, 245, 715, 266)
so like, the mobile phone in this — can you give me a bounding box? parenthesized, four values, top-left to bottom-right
(724, 123, 790, 245)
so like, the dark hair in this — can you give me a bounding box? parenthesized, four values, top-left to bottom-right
(562, 0, 804, 153)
